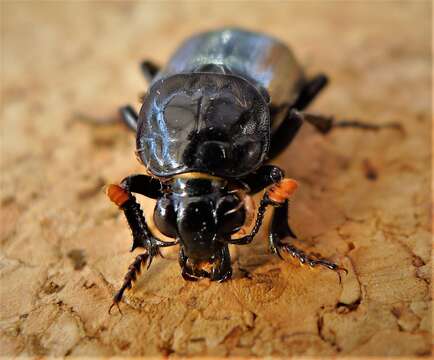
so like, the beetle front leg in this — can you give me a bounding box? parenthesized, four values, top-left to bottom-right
(120, 173, 162, 200)
(269, 199, 346, 274)
(114, 174, 177, 250)
(227, 195, 272, 246)
(106, 182, 176, 312)
(229, 178, 299, 246)
(107, 183, 175, 252)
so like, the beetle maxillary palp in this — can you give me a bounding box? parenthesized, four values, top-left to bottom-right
(194, 259, 213, 272)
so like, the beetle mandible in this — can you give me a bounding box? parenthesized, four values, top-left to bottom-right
(106, 28, 399, 313)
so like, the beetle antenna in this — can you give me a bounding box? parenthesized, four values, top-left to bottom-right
(108, 301, 123, 315)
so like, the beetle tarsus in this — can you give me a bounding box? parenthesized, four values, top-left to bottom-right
(333, 119, 403, 133)
(269, 199, 347, 275)
(109, 252, 150, 315)
(108, 300, 123, 315)
(278, 242, 346, 273)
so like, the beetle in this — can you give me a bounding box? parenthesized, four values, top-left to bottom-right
(106, 28, 399, 313)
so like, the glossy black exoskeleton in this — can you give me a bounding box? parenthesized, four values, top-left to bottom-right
(108, 28, 399, 313)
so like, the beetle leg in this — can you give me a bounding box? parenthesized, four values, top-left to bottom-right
(110, 190, 174, 252)
(267, 107, 304, 160)
(268, 199, 297, 257)
(294, 73, 329, 110)
(290, 109, 403, 134)
(120, 174, 163, 199)
(107, 177, 177, 250)
(228, 194, 274, 245)
(269, 199, 347, 274)
(229, 177, 298, 245)
(119, 105, 139, 132)
(305, 112, 403, 133)
(140, 60, 160, 82)
(109, 252, 150, 314)
(238, 165, 284, 195)
(266, 73, 328, 159)
(106, 183, 177, 311)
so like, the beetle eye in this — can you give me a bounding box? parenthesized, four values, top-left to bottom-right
(216, 195, 245, 234)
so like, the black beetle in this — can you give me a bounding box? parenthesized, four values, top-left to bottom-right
(107, 28, 398, 313)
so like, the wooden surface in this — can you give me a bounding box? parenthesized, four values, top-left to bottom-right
(1, 1, 431, 357)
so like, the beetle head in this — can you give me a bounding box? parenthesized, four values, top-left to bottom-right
(176, 193, 244, 260)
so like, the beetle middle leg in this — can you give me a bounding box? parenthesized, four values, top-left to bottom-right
(119, 105, 139, 132)
(267, 106, 402, 160)
(269, 199, 346, 274)
(140, 60, 160, 82)
(290, 109, 403, 135)
(267, 108, 303, 160)
(114, 59, 160, 132)
(294, 73, 329, 110)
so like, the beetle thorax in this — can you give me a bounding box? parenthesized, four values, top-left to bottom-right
(153, 174, 246, 261)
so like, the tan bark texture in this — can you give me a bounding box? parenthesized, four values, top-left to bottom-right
(1, 1, 431, 357)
